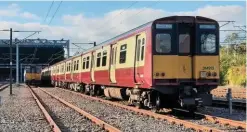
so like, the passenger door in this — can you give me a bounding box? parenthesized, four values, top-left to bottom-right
(90, 52, 95, 82)
(177, 23, 194, 80)
(134, 34, 146, 83)
(109, 44, 117, 83)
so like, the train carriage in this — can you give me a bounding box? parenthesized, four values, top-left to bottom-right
(24, 65, 42, 86)
(43, 16, 219, 111)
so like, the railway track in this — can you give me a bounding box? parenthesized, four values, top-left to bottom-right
(0, 84, 9, 92)
(212, 98, 246, 110)
(27, 85, 120, 132)
(42, 87, 246, 132)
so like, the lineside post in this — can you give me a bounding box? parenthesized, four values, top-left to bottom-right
(227, 88, 232, 115)
(9, 28, 13, 95)
(16, 39, 19, 86)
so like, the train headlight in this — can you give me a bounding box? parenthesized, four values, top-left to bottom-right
(161, 72, 165, 77)
(200, 71, 207, 78)
(212, 72, 217, 77)
(206, 72, 211, 77)
(156, 73, 159, 77)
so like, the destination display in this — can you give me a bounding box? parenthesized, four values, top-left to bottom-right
(199, 24, 216, 29)
(156, 24, 173, 29)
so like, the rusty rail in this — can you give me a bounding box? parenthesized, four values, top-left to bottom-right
(27, 86, 61, 132)
(196, 112, 246, 129)
(0, 84, 9, 92)
(58, 88, 224, 132)
(39, 88, 121, 132)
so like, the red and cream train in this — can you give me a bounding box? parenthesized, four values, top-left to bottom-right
(41, 16, 220, 111)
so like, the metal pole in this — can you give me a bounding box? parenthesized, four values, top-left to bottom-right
(20, 64, 22, 83)
(9, 28, 12, 95)
(16, 40, 19, 86)
(67, 42, 70, 58)
(227, 88, 232, 115)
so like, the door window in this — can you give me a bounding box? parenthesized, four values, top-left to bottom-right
(119, 44, 127, 64)
(141, 38, 145, 60)
(179, 34, 190, 53)
(96, 53, 101, 67)
(102, 50, 107, 66)
(86, 56, 90, 69)
(137, 39, 141, 61)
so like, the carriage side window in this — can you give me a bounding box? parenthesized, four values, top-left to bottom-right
(179, 34, 190, 53)
(119, 44, 127, 64)
(96, 53, 101, 67)
(83, 58, 86, 69)
(156, 34, 171, 53)
(86, 56, 90, 69)
(141, 38, 145, 61)
(137, 39, 141, 61)
(201, 34, 216, 53)
(102, 50, 107, 66)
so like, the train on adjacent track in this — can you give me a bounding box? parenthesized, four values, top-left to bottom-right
(41, 16, 220, 112)
(24, 65, 42, 86)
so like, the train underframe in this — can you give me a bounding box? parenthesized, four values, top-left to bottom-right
(51, 80, 216, 112)
(25, 79, 41, 86)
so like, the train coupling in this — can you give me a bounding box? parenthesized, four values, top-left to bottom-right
(195, 98, 203, 107)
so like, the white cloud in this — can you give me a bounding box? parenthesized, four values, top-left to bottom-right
(0, 3, 40, 20)
(20, 12, 40, 20)
(0, 4, 245, 55)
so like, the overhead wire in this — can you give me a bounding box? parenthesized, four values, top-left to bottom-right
(20, 1, 55, 41)
(48, 1, 63, 25)
(71, 1, 139, 56)
(97, 0, 161, 44)
(28, 1, 55, 64)
(30, 1, 63, 64)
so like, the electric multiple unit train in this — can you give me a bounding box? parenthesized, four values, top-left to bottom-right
(41, 16, 220, 111)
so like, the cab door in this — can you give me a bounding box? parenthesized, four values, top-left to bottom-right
(177, 23, 194, 80)
(109, 44, 117, 83)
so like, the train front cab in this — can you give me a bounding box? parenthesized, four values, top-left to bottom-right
(152, 16, 219, 110)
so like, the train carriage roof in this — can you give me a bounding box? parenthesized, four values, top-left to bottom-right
(50, 16, 218, 67)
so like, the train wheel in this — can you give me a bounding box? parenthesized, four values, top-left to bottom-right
(135, 101, 143, 109)
(84, 85, 90, 95)
(90, 85, 96, 96)
(95, 85, 102, 96)
(78, 84, 85, 93)
(151, 92, 161, 113)
(188, 106, 197, 118)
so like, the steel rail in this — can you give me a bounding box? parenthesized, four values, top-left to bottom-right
(0, 84, 9, 92)
(212, 99, 246, 110)
(27, 86, 61, 132)
(39, 88, 121, 132)
(195, 112, 246, 129)
(57, 88, 224, 132)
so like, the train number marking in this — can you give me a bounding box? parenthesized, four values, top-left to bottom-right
(202, 66, 214, 70)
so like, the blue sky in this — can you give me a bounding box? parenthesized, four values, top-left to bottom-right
(0, 1, 245, 54)
(0, 1, 245, 25)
